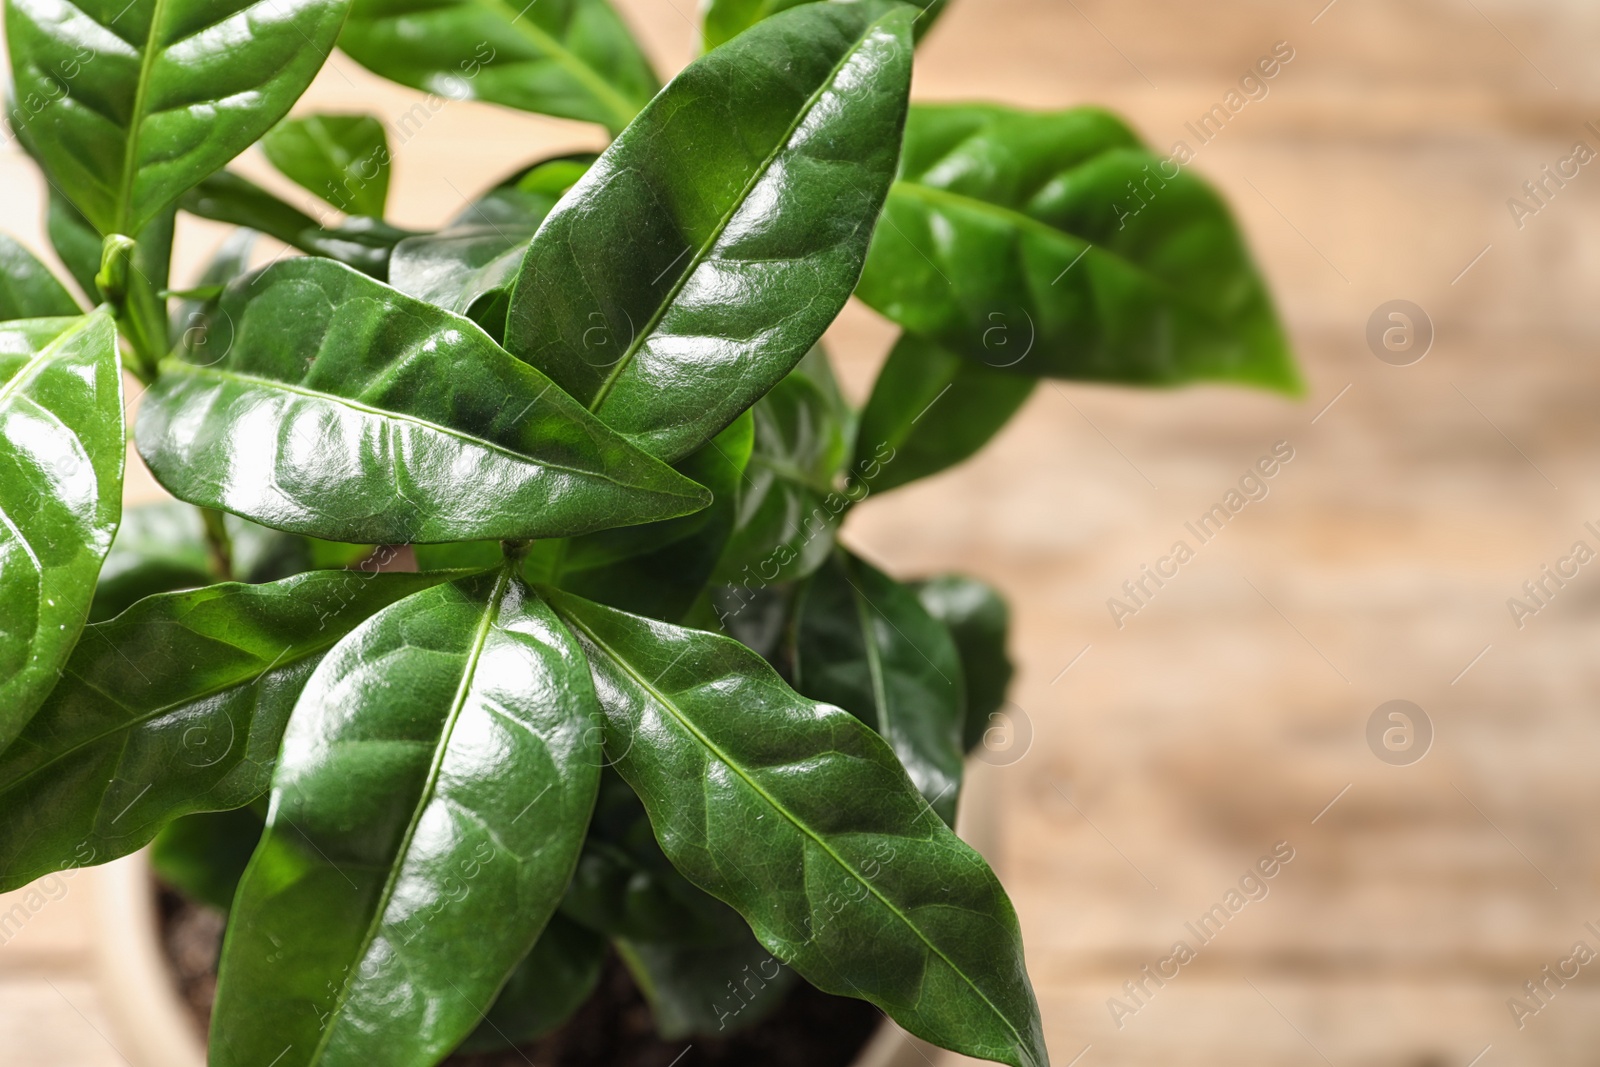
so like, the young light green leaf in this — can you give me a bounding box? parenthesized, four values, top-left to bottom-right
(912, 574, 1013, 752)
(712, 353, 848, 586)
(135, 257, 711, 544)
(504, 1, 914, 462)
(455, 914, 606, 1053)
(5, 0, 352, 236)
(0, 234, 81, 319)
(261, 114, 391, 218)
(211, 571, 603, 1067)
(793, 550, 965, 824)
(0, 311, 122, 750)
(182, 171, 415, 280)
(700, 0, 947, 52)
(0, 570, 452, 893)
(545, 590, 1049, 1067)
(339, 0, 658, 133)
(857, 104, 1301, 393)
(855, 333, 1035, 494)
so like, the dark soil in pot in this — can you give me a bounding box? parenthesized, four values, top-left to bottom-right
(157, 884, 882, 1067)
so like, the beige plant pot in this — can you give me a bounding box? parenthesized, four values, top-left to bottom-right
(90, 762, 1004, 1067)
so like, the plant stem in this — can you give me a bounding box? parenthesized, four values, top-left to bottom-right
(201, 508, 234, 580)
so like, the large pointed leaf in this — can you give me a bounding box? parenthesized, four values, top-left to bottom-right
(912, 574, 1013, 752)
(261, 113, 391, 218)
(0, 234, 81, 319)
(4, 0, 351, 235)
(149, 803, 266, 912)
(854, 333, 1034, 494)
(339, 0, 658, 133)
(504, 1, 914, 462)
(544, 590, 1048, 1067)
(793, 550, 964, 824)
(0, 311, 122, 750)
(700, 0, 947, 52)
(857, 103, 1300, 392)
(0, 569, 451, 892)
(617, 931, 799, 1038)
(135, 257, 710, 544)
(211, 571, 603, 1067)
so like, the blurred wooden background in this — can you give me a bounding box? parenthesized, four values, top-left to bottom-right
(5, 0, 1600, 1063)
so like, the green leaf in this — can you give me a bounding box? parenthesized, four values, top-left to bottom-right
(712, 352, 848, 586)
(182, 171, 415, 280)
(911, 575, 1013, 753)
(0, 569, 452, 893)
(339, 0, 658, 133)
(4, 0, 352, 236)
(857, 103, 1301, 393)
(0, 311, 122, 750)
(854, 333, 1034, 494)
(0, 234, 81, 319)
(793, 550, 964, 824)
(135, 257, 711, 544)
(544, 590, 1048, 1067)
(261, 114, 391, 218)
(150, 804, 266, 912)
(171, 228, 257, 354)
(534, 411, 754, 622)
(45, 188, 103, 299)
(700, 0, 947, 52)
(617, 931, 798, 1039)
(504, 1, 914, 462)
(211, 571, 603, 1067)
(455, 914, 606, 1052)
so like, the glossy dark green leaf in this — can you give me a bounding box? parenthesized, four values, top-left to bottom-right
(504, 1, 913, 462)
(855, 333, 1035, 494)
(857, 103, 1300, 392)
(135, 257, 711, 544)
(171, 228, 257, 353)
(700, 0, 947, 52)
(211, 571, 603, 1067)
(0, 311, 122, 750)
(261, 114, 391, 218)
(544, 590, 1048, 1067)
(712, 352, 848, 586)
(532, 411, 754, 622)
(45, 188, 103, 299)
(0, 570, 451, 893)
(911, 574, 1013, 753)
(150, 803, 266, 912)
(449, 155, 594, 230)
(182, 171, 415, 280)
(0, 233, 81, 319)
(339, 0, 658, 133)
(455, 914, 606, 1053)
(793, 550, 964, 824)
(4, 0, 351, 236)
(618, 931, 798, 1039)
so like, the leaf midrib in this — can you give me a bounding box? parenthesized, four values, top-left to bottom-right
(163, 362, 696, 501)
(0, 314, 99, 411)
(585, 9, 896, 414)
(305, 567, 510, 1066)
(553, 605, 1028, 1056)
(889, 178, 1244, 329)
(115, 0, 175, 233)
